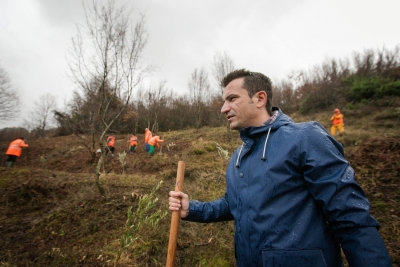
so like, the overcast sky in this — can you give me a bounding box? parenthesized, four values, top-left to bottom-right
(1, 0, 400, 129)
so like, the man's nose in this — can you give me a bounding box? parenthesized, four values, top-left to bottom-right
(221, 102, 229, 114)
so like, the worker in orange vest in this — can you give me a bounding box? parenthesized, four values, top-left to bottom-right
(105, 135, 115, 156)
(127, 134, 138, 154)
(5, 137, 29, 167)
(148, 135, 164, 156)
(330, 108, 345, 136)
(144, 128, 152, 152)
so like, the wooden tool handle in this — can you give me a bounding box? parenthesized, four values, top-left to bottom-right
(166, 161, 185, 267)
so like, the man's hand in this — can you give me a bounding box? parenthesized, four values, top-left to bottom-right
(169, 191, 189, 218)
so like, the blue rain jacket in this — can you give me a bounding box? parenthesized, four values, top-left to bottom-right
(185, 108, 392, 267)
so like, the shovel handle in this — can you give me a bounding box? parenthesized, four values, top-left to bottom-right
(166, 161, 185, 267)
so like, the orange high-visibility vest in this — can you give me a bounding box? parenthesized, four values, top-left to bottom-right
(330, 114, 344, 125)
(5, 139, 29, 157)
(107, 136, 115, 147)
(145, 129, 152, 143)
(129, 135, 138, 146)
(148, 136, 164, 147)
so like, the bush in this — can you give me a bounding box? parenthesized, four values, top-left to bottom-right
(343, 75, 400, 102)
(378, 80, 400, 97)
(192, 149, 205, 155)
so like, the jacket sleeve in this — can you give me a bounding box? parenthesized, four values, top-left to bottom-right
(21, 141, 29, 148)
(301, 122, 392, 267)
(184, 193, 234, 223)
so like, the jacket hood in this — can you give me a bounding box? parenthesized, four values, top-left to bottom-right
(239, 107, 293, 138)
(235, 107, 293, 167)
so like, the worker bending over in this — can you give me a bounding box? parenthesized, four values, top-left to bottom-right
(148, 136, 163, 156)
(5, 137, 29, 167)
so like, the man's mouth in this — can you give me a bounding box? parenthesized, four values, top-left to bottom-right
(226, 115, 234, 121)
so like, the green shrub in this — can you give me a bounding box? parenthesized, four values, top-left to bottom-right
(205, 143, 216, 152)
(378, 80, 400, 97)
(192, 149, 205, 155)
(115, 180, 167, 265)
(343, 75, 400, 102)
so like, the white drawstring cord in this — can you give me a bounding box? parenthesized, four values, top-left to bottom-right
(235, 144, 244, 168)
(235, 127, 271, 167)
(261, 128, 271, 161)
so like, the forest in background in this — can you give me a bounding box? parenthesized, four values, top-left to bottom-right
(1, 44, 400, 143)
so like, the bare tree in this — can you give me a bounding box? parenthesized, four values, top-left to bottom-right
(0, 127, 29, 142)
(167, 95, 191, 130)
(273, 80, 296, 112)
(0, 64, 20, 123)
(211, 51, 235, 136)
(211, 51, 235, 92)
(188, 68, 211, 132)
(68, 0, 149, 196)
(24, 93, 57, 138)
(56, 89, 103, 162)
(148, 80, 170, 132)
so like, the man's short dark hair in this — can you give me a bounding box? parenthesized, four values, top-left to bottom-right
(221, 69, 273, 115)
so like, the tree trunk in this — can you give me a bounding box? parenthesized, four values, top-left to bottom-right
(94, 154, 106, 196)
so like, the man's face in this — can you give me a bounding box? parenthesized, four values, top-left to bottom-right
(221, 78, 259, 130)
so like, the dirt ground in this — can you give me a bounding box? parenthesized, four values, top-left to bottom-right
(0, 131, 399, 266)
(345, 136, 400, 266)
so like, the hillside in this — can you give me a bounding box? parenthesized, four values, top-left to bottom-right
(0, 107, 399, 266)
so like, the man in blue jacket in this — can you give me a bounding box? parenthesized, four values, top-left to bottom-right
(169, 69, 392, 267)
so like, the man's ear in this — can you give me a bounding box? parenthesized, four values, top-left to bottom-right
(255, 91, 267, 108)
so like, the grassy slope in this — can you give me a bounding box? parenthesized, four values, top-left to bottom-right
(0, 99, 399, 267)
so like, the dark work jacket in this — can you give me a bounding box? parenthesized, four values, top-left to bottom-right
(185, 108, 392, 267)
